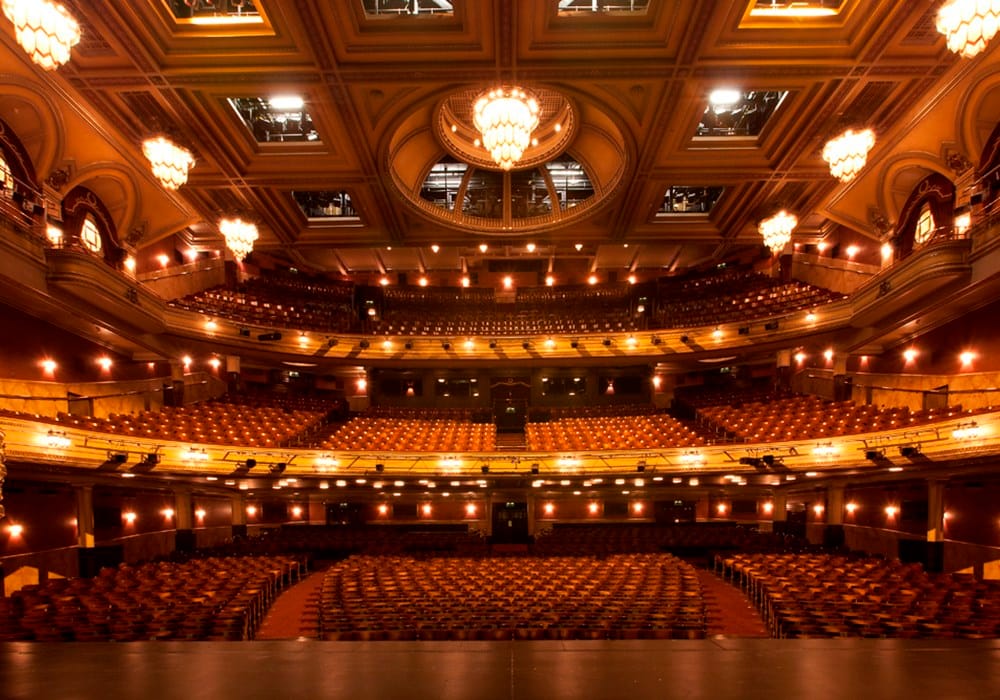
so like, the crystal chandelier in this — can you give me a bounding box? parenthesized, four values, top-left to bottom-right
(1, 0, 80, 70)
(758, 210, 797, 255)
(142, 137, 194, 190)
(822, 128, 875, 183)
(472, 87, 540, 170)
(219, 217, 258, 262)
(936, 0, 1000, 58)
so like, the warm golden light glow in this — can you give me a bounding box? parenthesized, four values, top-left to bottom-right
(758, 209, 797, 255)
(472, 86, 540, 170)
(123, 511, 137, 524)
(465, 503, 477, 516)
(7, 523, 23, 537)
(846, 502, 858, 515)
(195, 508, 207, 520)
(885, 505, 898, 518)
(142, 137, 194, 190)
(960, 350, 977, 367)
(421, 503, 432, 516)
(218, 217, 258, 262)
(822, 128, 875, 183)
(96, 356, 112, 371)
(588, 502, 600, 515)
(903, 347, 918, 364)
(761, 501, 774, 515)
(937, 0, 1000, 58)
(543, 502, 555, 515)
(246, 505, 257, 516)
(1, 0, 80, 70)
(290, 506, 302, 518)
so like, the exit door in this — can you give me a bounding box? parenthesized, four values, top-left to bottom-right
(492, 501, 529, 543)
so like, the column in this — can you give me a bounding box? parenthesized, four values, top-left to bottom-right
(75, 485, 95, 548)
(823, 482, 846, 548)
(174, 488, 195, 552)
(770, 491, 789, 536)
(526, 493, 536, 537)
(231, 493, 247, 538)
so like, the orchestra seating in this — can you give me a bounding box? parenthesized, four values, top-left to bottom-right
(169, 273, 357, 334)
(0, 555, 304, 641)
(695, 394, 977, 442)
(317, 553, 707, 641)
(54, 394, 335, 448)
(718, 552, 1000, 639)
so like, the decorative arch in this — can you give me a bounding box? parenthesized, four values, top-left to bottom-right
(63, 164, 141, 241)
(958, 68, 1000, 168)
(892, 172, 956, 261)
(0, 77, 64, 178)
(0, 115, 39, 191)
(61, 185, 125, 266)
(877, 154, 952, 226)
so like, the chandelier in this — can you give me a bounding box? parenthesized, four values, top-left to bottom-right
(142, 137, 195, 190)
(472, 87, 540, 170)
(758, 210, 797, 256)
(1, 0, 80, 70)
(936, 0, 1000, 58)
(822, 128, 875, 183)
(219, 217, 258, 262)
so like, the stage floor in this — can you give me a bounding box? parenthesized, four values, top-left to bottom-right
(3, 639, 999, 699)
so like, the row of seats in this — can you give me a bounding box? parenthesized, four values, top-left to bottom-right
(697, 395, 976, 441)
(718, 552, 1000, 639)
(56, 399, 328, 448)
(526, 413, 705, 450)
(534, 524, 798, 556)
(0, 555, 304, 642)
(655, 280, 843, 328)
(317, 416, 496, 452)
(316, 554, 707, 641)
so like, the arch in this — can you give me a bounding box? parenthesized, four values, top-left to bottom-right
(892, 172, 956, 261)
(0, 75, 65, 178)
(63, 163, 142, 242)
(61, 185, 125, 266)
(877, 154, 952, 226)
(957, 68, 1000, 166)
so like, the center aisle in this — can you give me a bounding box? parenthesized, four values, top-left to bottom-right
(696, 568, 770, 638)
(255, 568, 327, 640)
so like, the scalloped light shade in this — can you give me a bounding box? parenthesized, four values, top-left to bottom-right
(142, 137, 195, 190)
(1, 0, 80, 70)
(219, 217, 258, 262)
(822, 128, 875, 183)
(472, 87, 540, 171)
(758, 210, 797, 256)
(936, 0, 1000, 58)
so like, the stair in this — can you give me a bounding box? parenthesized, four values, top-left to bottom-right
(495, 431, 527, 450)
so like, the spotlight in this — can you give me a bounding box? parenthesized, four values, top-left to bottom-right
(442, 341, 452, 350)
(764, 320, 779, 331)
(602, 338, 612, 347)
(865, 449, 885, 462)
(738, 326, 750, 335)
(899, 445, 921, 458)
(239, 328, 251, 337)
(570, 339, 579, 349)
(481, 464, 489, 474)
(130, 452, 161, 474)
(530, 463, 540, 474)
(326, 338, 338, 347)
(404, 341, 413, 350)
(680, 335, 689, 343)
(636, 461, 646, 473)
(651, 336, 661, 345)
(522, 341, 531, 350)
(375, 463, 385, 473)
(489, 340, 498, 349)
(269, 462, 287, 475)
(98, 452, 129, 471)
(359, 339, 370, 349)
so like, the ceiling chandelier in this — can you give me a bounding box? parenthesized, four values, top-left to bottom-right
(936, 0, 1000, 58)
(822, 128, 875, 183)
(219, 217, 258, 262)
(142, 137, 195, 190)
(758, 210, 797, 256)
(1, 0, 80, 70)
(472, 87, 540, 170)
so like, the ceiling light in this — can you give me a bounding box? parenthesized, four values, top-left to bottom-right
(269, 95, 304, 110)
(219, 217, 258, 262)
(472, 86, 540, 170)
(709, 88, 741, 107)
(758, 209, 797, 255)
(822, 128, 875, 183)
(937, 0, 1000, 58)
(1, 0, 81, 70)
(142, 137, 195, 190)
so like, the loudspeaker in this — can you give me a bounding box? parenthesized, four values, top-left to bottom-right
(359, 339, 370, 349)
(245, 458, 257, 469)
(269, 462, 286, 475)
(522, 341, 530, 349)
(239, 328, 251, 337)
(570, 339, 579, 349)
(530, 463, 539, 474)
(481, 464, 489, 474)
(602, 338, 612, 347)
(764, 320, 779, 331)
(375, 463, 384, 473)
(404, 341, 413, 350)
(899, 446, 920, 458)
(257, 332, 282, 341)
(111, 452, 127, 463)
(489, 340, 498, 349)
(738, 326, 750, 335)
(442, 342, 451, 350)
(680, 335, 689, 343)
